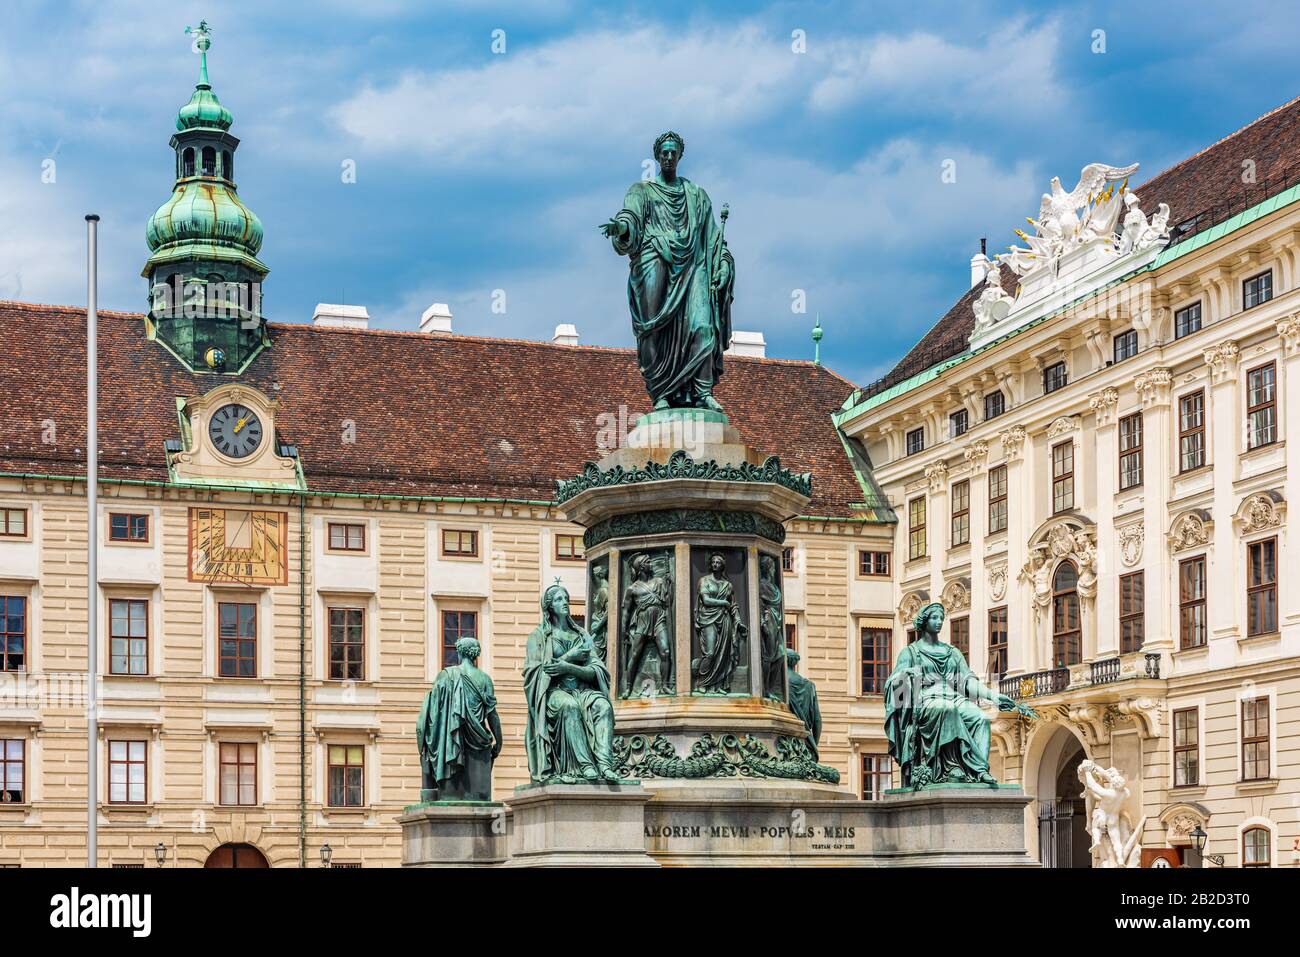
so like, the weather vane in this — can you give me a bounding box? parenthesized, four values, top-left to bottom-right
(184, 20, 213, 86)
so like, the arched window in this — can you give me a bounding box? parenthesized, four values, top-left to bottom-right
(182, 147, 195, 177)
(1242, 826, 1271, 867)
(222, 150, 233, 180)
(1052, 562, 1081, 667)
(201, 146, 216, 176)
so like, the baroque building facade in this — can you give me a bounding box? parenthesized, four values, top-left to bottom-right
(836, 96, 1300, 867)
(0, 36, 894, 867)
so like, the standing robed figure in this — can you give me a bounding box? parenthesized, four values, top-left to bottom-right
(601, 131, 735, 411)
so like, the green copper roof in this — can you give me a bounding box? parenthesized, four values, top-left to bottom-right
(177, 20, 231, 130)
(177, 85, 233, 131)
(146, 182, 264, 258)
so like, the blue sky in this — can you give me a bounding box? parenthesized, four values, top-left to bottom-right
(2, 0, 1297, 384)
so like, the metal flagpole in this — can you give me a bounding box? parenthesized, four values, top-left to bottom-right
(85, 213, 99, 868)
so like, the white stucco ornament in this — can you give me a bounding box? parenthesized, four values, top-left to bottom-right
(969, 162, 1173, 352)
(1078, 760, 1147, 868)
(970, 255, 1015, 338)
(1000, 163, 1140, 277)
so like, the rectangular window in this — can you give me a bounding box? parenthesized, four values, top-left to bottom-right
(861, 754, 892, 801)
(0, 739, 24, 803)
(950, 480, 970, 547)
(1119, 412, 1143, 490)
(109, 598, 148, 676)
(857, 550, 890, 577)
(328, 607, 365, 681)
(327, 744, 365, 808)
(1113, 329, 1138, 363)
(1043, 361, 1068, 394)
(984, 391, 1005, 421)
(1172, 708, 1199, 788)
(987, 464, 1007, 534)
(1247, 537, 1278, 637)
(0, 508, 27, 538)
(441, 610, 477, 669)
(950, 409, 969, 438)
(554, 534, 584, 562)
(1119, 571, 1145, 653)
(949, 616, 969, 658)
(1052, 441, 1074, 513)
(860, 627, 890, 695)
(218, 742, 257, 806)
(987, 607, 1008, 680)
(1243, 270, 1273, 309)
(1246, 362, 1276, 450)
(327, 522, 365, 552)
(441, 529, 479, 557)
(1179, 390, 1205, 472)
(905, 427, 925, 456)
(784, 622, 797, 651)
(1179, 556, 1207, 650)
(108, 740, 147, 804)
(908, 498, 927, 560)
(0, 596, 26, 673)
(218, 602, 257, 678)
(1174, 301, 1202, 339)
(109, 512, 149, 543)
(781, 547, 795, 573)
(1241, 697, 1270, 781)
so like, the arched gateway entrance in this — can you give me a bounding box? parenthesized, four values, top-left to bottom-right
(204, 843, 270, 868)
(1032, 725, 1091, 868)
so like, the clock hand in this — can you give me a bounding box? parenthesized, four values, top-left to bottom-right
(233, 417, 247, 434)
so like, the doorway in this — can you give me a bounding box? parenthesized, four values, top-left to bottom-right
(204, 843, 269, 868)
(1035, 727, 1090, 868)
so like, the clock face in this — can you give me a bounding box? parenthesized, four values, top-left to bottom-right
(208, 403, 264, 459)
(189, 507, 287, 585)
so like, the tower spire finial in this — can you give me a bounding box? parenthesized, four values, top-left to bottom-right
(812, 313, 823, 366)
(185, 20, 213, 88)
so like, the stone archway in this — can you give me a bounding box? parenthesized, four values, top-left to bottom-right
(204, 842, 269, 868)
(1024, 723, 1091, 868)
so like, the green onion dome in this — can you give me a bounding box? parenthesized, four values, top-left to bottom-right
(146, 181, 263, 256)
(176, 83, 233, 132)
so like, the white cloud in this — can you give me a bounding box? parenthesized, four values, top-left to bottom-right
(808, 18, 1065, 116)
(332, 23, 804, 164)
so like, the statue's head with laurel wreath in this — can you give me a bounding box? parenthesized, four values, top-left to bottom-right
(653, 130, 684, 178)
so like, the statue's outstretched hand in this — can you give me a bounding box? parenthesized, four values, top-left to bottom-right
(599, 217, 626, 239)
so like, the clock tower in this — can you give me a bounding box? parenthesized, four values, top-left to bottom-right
(143, 21, 269, 374)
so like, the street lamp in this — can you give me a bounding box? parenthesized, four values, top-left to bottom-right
(154, 843, 167, 867)
(1190, 825, 1224, 867)
(320, 843, 333, 868)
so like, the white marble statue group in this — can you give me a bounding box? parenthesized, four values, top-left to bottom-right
(1078, 759, 1148, 868)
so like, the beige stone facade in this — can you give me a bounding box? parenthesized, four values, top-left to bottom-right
(838, 178, 1300, 867)
(0, 479, 889, 867)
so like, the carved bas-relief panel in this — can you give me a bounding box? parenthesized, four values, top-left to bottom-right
(757, 553, 786, 703)
(690, 547, 749, 696)
(618, 549, 674, 699)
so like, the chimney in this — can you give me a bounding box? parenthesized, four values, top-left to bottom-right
(969, 237, 991, 288)
(312, 303, 369, 329)
(419, 302, 453, 334)
(726, 330, 766, 358)
(552, 323, 578, 346)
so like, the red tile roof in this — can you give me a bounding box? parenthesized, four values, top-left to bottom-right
(872, 93, 1300, 394)
(0, 301, 869, 517)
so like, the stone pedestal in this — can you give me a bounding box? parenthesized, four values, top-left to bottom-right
(506, 783, 659, 867)
(640, 779, 1036, 866)
(398, 801, 510, 867)
(873, 786, 1037, 866)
